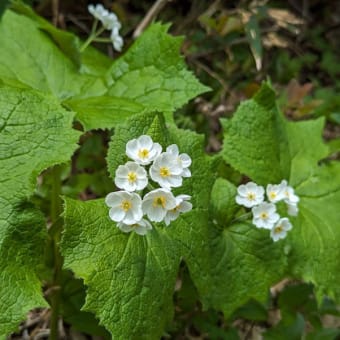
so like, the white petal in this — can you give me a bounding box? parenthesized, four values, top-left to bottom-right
(179, 154, 192, 167)
(237, 184, 248, 196)
(126, 139, 139, 158)
(109, 207, 125, 222)
(178, 201, 192, 213)
(148, 207, 166, 222)
(138, 135, 153, 149)
(105, 192, 121, 207)
(166, 144, 179, 155)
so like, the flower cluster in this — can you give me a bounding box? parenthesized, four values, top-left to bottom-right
(88, 4, 123, 51)
(235, 180, 299, 242)
(105, 135, 192, 235)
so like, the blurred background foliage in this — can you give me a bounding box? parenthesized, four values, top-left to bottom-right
(5, 0, 340, 339)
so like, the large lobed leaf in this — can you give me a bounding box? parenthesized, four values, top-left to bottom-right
(221, 83, 340, 302)
(61, 112, 214, 339)
(69, 23, 210, 131)
(0, 85, 80, 337)
(0, 10, 106, 100)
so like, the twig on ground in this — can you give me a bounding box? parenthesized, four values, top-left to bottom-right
(133, 0, 173, 38)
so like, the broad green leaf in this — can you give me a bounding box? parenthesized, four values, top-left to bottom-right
(0, 85, 81, 336)
(221, 83, 340, 304)
(221, 84, 290, 185)
(10, 1, 81, 66)
(176, 219, 287, 317)
(289, 162, 340, 301)
(62, 198, 181, 340)
(64, 96, 145, 131)
(107, 23, 210, 112)
(0, 0, 9, 20)
(62, 112, 213, 339)
(0, 10, 106, 99)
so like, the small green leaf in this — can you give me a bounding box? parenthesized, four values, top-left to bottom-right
(210, 178, 238, 225)
(245, 14, 263, 70)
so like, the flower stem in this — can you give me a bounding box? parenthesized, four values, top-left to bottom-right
(80, 24, 107, 52)
(49, 165, 63, 340)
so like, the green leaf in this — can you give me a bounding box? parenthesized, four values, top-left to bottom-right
(107, 23, 210, 112)
(210, 178, 238, 225)
(62, 198, 181, 339)
(289, 162, 340, 301)
(0, 85, 81, 336)
(62, 112, 213, 339)
(221, 84, 290, 185)
(245, 14, 262, 71)
(0, 10, 106, 99)
(221, 82, 340, 304)
(181, 221, 287, 317)
(10, 1, 81, 67)
(64, 96, 145, 131)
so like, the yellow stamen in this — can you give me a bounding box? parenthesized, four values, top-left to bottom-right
(247, 192, 256, 201)
(153, 196, 166, 208)
(127, 172, 137, 183)
(269, 192, 277, 200)
(274, 225, 283, 234)
(120, 200, 132, 211)
(138, 148, 149, 159)
(160, 167, 170, 177)
(260, 212, 268, 220)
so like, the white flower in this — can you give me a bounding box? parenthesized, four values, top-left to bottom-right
(142, 189, 176, 222)
(88, 4, 121, 30)
(252, 202, 280, 229)
(236, 182, 265, 208)
(164, 195, 192, 226)
(266, 181, 286, 203)
(149, 152, 183, 189)
(117, 219, 152, 236)
(102, 12, 121, 30)
(281, 180, 299, 204)
(287, 202, 299, 216)
(126, 135, 162, 165)
(88, 4, 108, 21)
(110, 29, 123, 51)
(166, 144, 192, 177)
(114, 161, 148, 192)
(105, 191, 143, 224)
(270, 218, 292, 242)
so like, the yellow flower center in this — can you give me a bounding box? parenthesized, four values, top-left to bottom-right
(153, 196, 166, 208)
(274, 225, 283, 234)
(269, 192, 277, 200)
(160, 167, 170, 177)
(260, 212, 268, 220)
(138, 148, 149, 159)
(247, 192, 256, 201)
(127, 171, 137, 183)
(120, 200, 132, 211)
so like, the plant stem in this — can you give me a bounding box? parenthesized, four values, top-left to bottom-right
(49, 165, 63, 340)
(80, 24, 106, 52)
